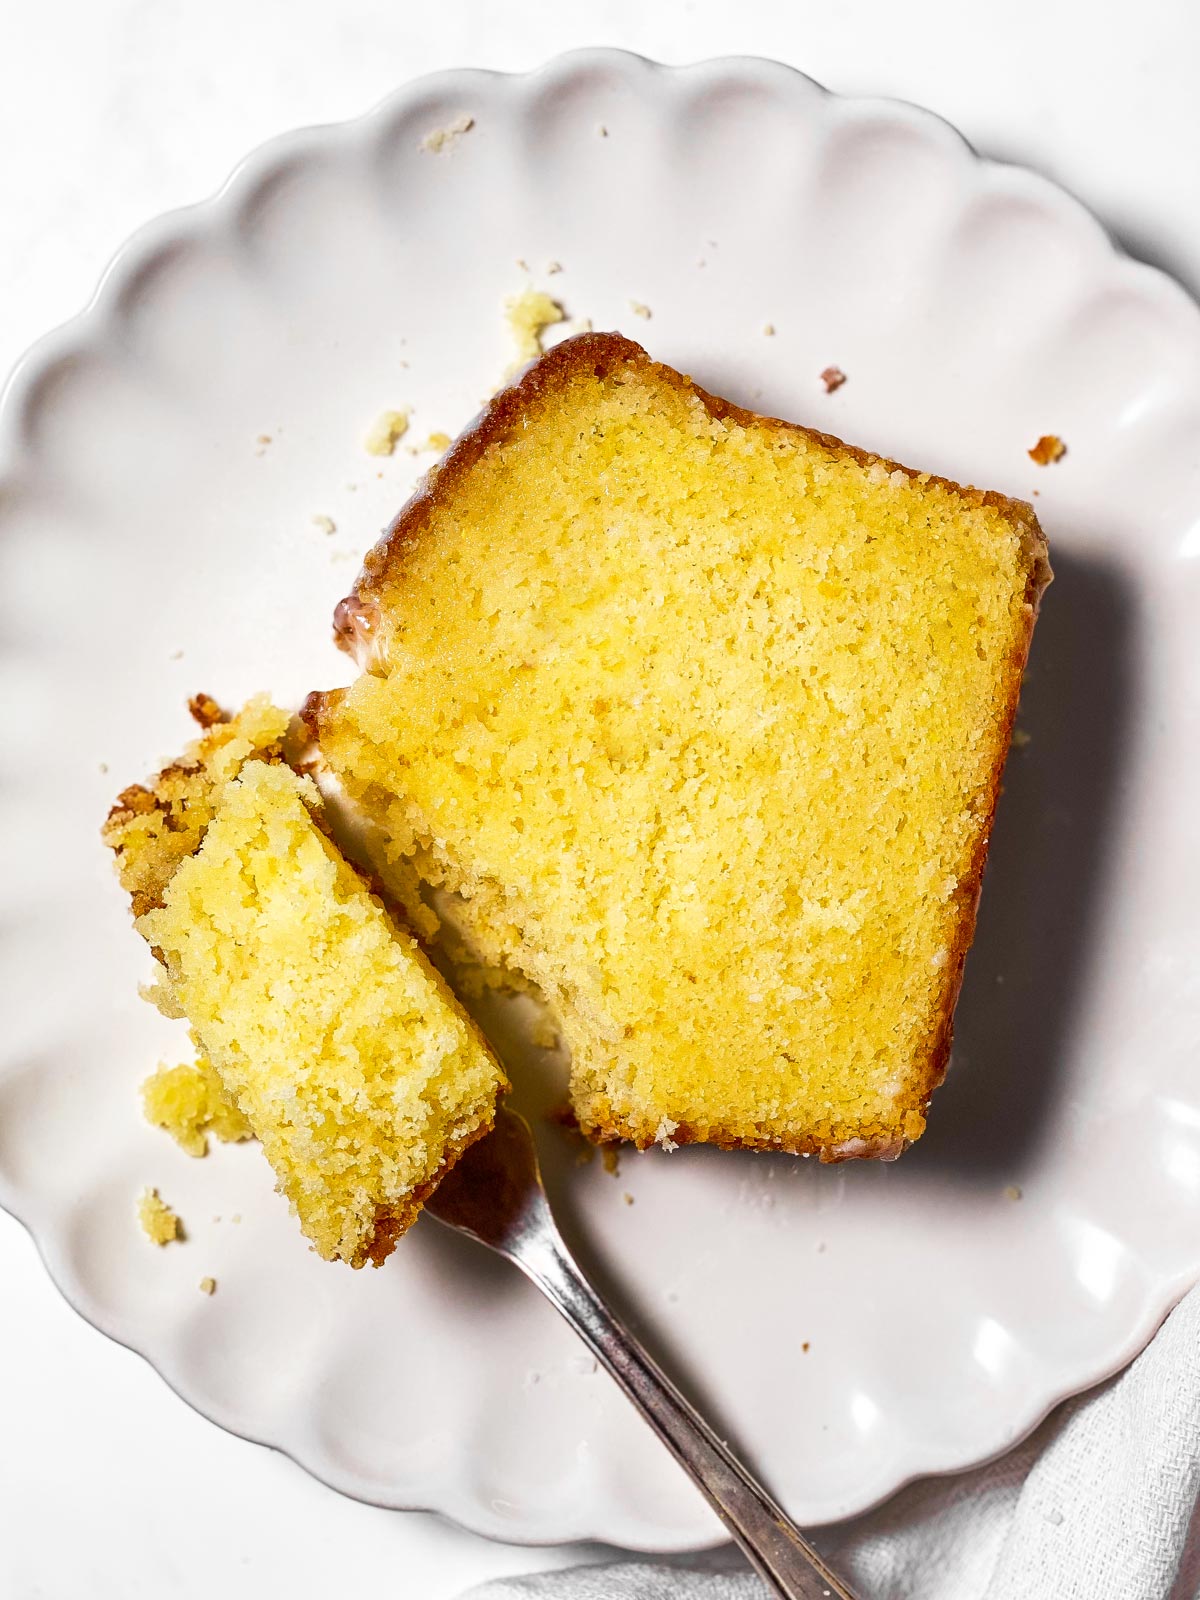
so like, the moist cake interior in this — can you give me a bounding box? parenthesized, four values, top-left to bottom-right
(312, 333, 1049, 1158)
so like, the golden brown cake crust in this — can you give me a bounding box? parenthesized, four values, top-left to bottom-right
(362, 1109, 498, 1266)
(336, 331, 1050, 637)
(102, 697, 290, 918)
(319, 332, 1052, 1162)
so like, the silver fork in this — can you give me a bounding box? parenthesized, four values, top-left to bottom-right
(426, 1105, 861, 1600)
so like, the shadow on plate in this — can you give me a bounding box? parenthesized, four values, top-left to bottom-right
(913, 544, 1138, 1180)
(974, 135, 1200, 305)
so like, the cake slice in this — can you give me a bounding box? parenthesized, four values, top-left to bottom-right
(310, 332, 1051, 1160)
(103, 698, 507, 1265)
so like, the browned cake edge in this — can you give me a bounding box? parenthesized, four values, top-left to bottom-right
(326, 331, 1051, 655)
(361, 1108, 498, 1267)
(315, 331, 1053, 1163)
(102, 696, 284, 919)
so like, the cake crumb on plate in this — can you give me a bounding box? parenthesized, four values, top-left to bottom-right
(629, 300, 652, 320)
(364, 409, 411, 456)
(1028, 433, 1066, 465)
(505, 288, 566, 369)
(142, 1053, 253, 1158)
(311, 514, 337, 536)
(198, 1276, 216, 1296)
(420, 114, 474, 154)
(820, 366, 847, 393)
(138, 1187, 181, 1246)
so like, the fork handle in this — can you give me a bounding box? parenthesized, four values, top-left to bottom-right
(515, 1230, 860, 1600)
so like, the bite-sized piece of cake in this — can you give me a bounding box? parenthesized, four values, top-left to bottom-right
(104, 701, 507, 1266)
(311, 333, 1050, 1160)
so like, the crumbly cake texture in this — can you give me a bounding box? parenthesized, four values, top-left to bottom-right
(505, 288, 566, 370)
(103, 694, 290, 920)
(142, 1046, 254, 1158)
(138, 1187, 180, 1245)
(365, 408, 411, 456)
(312, 332, 1050, 1160)
(104, 701, 506, 1266)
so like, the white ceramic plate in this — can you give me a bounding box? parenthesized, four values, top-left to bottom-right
(2, 50, 1199, 1551)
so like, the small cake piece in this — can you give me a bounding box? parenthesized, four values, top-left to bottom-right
(138, 1187, 181, 1246)
(142, 1048, 253, 1158)
(419, 113, 474, 154)
(105, 701, 506, 1266)
(505, 288, 565, 369)
(312, 333, 1050, 1160)
(1028, 433, 1066, 465)
(365, 409, 411, 456)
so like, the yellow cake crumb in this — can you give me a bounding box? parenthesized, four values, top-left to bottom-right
(198, 1276, 216, 1295)
(622, 1192, 635, 1206)
(315, 334, 1049, 1159)
(423, 431, 452, 454)
(142, 1050, 253, 1157)
(505, 288, 566, 370)
(763, 323, 776, 336)
(419, 113, 474, 153)
(629, 300, 652, 320)
(1005, 1183, 1024, 1201)
(138, 1187, 181, 1246)
(312, 514, 337, 535)
(364, 409, 411, 456)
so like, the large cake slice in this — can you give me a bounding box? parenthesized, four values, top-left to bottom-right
(311, 333, 1050, 1159)
(103, 698, 506, 1264)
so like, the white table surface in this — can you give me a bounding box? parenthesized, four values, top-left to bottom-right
(2, 2, 1198, 1595)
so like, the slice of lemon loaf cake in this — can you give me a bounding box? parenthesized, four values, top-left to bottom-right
(103, 699, 506, 1264)
(311, 333, 1050, 1160)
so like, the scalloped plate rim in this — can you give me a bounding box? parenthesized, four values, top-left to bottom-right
(2, 47, 1199, 1552)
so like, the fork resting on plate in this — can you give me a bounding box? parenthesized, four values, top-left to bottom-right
(428, 1106, 861, 1600)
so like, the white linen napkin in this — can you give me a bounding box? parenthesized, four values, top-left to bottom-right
(464, 1284, 1200, 1600)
